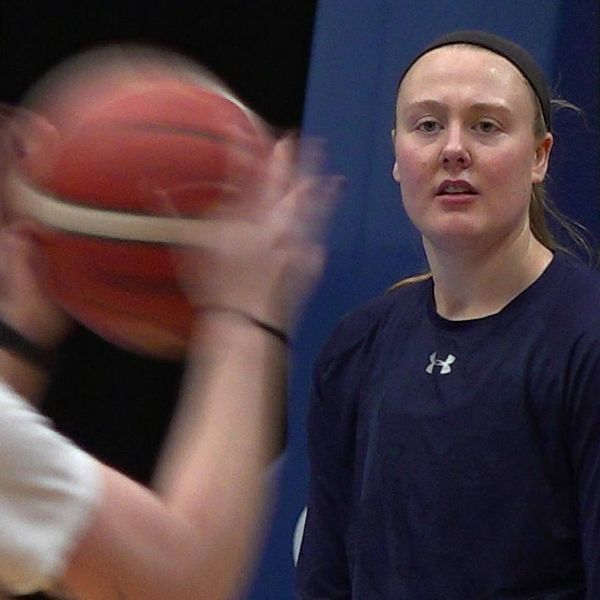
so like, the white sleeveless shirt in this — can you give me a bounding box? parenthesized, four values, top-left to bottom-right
(0, 382, 100, 594)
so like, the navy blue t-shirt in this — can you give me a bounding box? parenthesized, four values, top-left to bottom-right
(295, 252, 600, 599)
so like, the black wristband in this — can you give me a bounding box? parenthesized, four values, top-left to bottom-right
(200, 306, 290, 346)
(0, 320, 55, 370)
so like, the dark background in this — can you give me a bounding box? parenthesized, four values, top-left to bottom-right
(0, 1, 317, 129)
(0, 2, 317, 598)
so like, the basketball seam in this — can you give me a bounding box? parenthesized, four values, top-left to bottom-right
(5, 170, 242, 246)
(117, 121, 260, 152)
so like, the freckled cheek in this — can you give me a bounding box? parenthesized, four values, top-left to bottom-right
(479, 146, 533, 189)
(394, 145, 433, 192)
(477, 151, 535, 218)
(394, 150, 430, 223)
(480, 155, 517, 187)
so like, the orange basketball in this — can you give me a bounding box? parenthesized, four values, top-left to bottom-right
(3, 46, 273, 358)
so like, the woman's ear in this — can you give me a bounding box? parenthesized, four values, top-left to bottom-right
(391, 129, 401, 183)
(531, 132, 553, 184)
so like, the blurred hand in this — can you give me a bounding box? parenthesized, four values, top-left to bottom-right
(171, 135, 340, 333)
(0, 105, 72, 351)
(0, 225, 73, 350)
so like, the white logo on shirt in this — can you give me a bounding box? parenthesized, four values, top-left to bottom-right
(425, 352, 456, 374)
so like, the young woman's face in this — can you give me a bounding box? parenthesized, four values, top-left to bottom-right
(392, 46, 552, 254)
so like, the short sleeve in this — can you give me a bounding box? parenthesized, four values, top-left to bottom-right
(0, 382, 101, 595)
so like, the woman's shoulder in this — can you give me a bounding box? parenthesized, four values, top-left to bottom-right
(318, 274, 430, 365)
(551, 253, 600, 310)
(543, 253, 600, 335)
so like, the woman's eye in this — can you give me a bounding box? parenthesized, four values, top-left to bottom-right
(475, 121, 498, 133)
(416, 120, 441, 133)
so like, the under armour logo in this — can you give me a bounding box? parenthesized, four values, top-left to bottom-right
(425, 352, 456, 374)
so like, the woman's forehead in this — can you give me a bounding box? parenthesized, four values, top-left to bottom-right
(398, 45, 533, 105)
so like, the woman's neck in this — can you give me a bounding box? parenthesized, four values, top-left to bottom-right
(424, 230, 553, 321)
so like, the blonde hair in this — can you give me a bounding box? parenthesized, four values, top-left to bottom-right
(529, 97, 593, 260)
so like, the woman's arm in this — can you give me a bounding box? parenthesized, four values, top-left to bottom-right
(0, 137, 336, 599)
(63, 313, 285, 600)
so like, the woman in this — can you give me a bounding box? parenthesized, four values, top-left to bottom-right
(295, 30, 600, 599)
(0, 127, 336, 599)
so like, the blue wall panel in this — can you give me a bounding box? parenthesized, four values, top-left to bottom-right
(549, 0, 600, 247)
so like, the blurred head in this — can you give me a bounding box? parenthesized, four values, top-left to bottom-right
(391, 31, 556, 254)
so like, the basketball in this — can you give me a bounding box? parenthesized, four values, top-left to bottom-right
(2, 46, 273, 358)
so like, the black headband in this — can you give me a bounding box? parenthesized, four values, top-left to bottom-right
(397, 30, 552, 131)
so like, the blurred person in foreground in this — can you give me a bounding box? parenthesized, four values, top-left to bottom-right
(0, 129, 337, 599)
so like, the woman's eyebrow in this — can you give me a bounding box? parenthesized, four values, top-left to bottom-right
(469, 102, 513, 116)
(401, 99, 445, 113)
(399, 99, 514, 123)
(402, 99, 512, 113)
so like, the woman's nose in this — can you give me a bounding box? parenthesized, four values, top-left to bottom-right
(439, 125, 471, 171)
